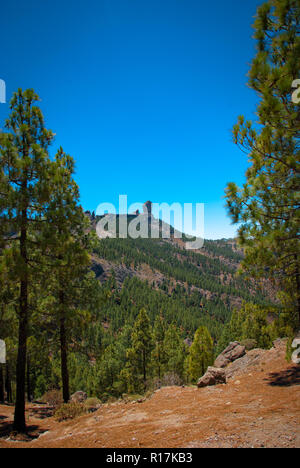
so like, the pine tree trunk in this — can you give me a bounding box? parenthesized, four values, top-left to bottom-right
(0, 365, 4, 403)
(27, 355, 31, 402)
(60, 292, 70, 403)
(13, 224, 28, 432)
(158, 347, 161, 381)
(143, 350, 146, 387)
(5, 363, 12, 404)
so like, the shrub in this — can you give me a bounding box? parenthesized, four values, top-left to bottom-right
(41, 389, 63, 409)
(144, 390, 153, 399)
(161, 372, 182, 387)
(122, 394, 144, 402)
(35, 375, 47, 399)
(286, 337, 293, 362)
(148, 378, 161, 391)
(54, 402, 87, 422)
(240, 339, 257, 351)
(84, 398, 101, 410)
(106, 395, 118, 404)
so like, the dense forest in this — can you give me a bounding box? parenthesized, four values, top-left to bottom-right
(0, 0, 299, 434)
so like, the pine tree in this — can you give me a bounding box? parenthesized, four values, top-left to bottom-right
(241, 303, 273, 349)
(95, 344, 122, 395)
(225, 0, 300, 326)
(125, 308, 153, 392)
(188, 326, 213, 382)
(0, 89, 55, 431)
(152, 314, 167, 381)
(43, 148, 97, 402)
(163, 323, 186, 380)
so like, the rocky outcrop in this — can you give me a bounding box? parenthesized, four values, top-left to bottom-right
(70, 391, 87, 403)
(223, 339, 292, 380)
(214, 341, 246, 368)
(197, 367, 226, 388)
(225, 348, 265, 380)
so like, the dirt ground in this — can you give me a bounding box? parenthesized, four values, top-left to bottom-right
(0, 342, 299, 448)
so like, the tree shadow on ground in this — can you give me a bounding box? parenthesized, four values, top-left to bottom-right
(29, 406, 54, 419)
(0, 419, 47, 441)
(265, 365, 300, 387)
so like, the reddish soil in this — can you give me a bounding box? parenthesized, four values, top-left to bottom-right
(0, 342, 299, 448)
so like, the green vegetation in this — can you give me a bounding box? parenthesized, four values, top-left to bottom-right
(225, 0, 300, 330)
(188, 327, 214, 383)
(216, 301, 293, 355)
(93, 237, 266, 303)
(0, 87, 292, 429)
(54, 402, 87, 422)
(0, 89, 102, 431)
(0, 0, 299, 434)
(122, 308, 154, 393)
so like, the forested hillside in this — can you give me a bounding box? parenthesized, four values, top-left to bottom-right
(91, 222, 273, 341)
(0, 214, 280, 408)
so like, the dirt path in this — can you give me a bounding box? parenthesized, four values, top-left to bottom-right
(0, 343, 299, 448)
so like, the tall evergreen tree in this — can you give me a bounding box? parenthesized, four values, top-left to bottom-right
(163, 323, 186, 380)
(125, 308, 153, 392)
(152, 314, 167, 381)
(225, 0, 300, 326)
(43, 148, 96, 402)
(188, 326, 213, 382)
(0, 89, 54, 431)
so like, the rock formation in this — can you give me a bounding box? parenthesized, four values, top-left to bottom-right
(143, 201, 152, 217)
(197, 367, 226, 388)
(70, 391, 87, 403)
(214, 341, 246, 368)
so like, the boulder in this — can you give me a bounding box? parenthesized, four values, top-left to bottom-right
(70, 391, 87, 403)
(214, 354, 229, 368)
(214, 341, 246, 368)
(197, 367, 226, 388)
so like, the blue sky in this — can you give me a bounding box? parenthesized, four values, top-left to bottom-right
(0, 0, 263, 239)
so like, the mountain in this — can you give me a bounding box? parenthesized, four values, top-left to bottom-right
(87, 212, 274, 343)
